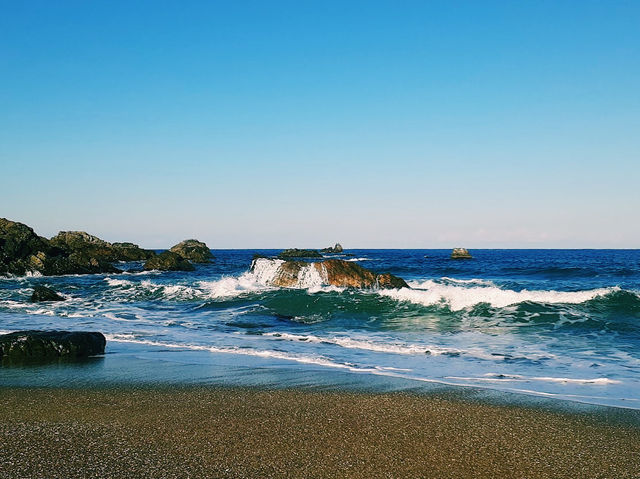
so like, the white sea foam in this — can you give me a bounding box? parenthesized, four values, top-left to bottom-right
(345, 257, 371, 262)
(196, 259, 340, 298)
(439, 277, 494, 286)
(197, 276, 271, 298)
(103, 312, 138, 322)
(251, 258, 285, 284)
(380, 280, 621, 311)
(104, 335, 381, 373)
(444, 373, 621, 385)
(104, 278, 134, 287)
(105, 277, 211, 300)
(260, 332, 464, 356)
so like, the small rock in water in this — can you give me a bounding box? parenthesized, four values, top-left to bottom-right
(169, 239, 214, 263)
(320, 243, 344, 254)
(31, 285, 65, 302)
(278, 248, 322, 259)
(451, 248, 472, 259)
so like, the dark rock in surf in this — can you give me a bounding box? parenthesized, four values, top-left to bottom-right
(31, 286, 65, 302)
(169, 239, 214, 263)
(277, 248, 322, 259)
(0, 330, 106, 362)
(143, 251, 195, 271)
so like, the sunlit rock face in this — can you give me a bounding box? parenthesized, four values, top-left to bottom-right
(251, 258, 408, 290)
(451, 248, 472, 259)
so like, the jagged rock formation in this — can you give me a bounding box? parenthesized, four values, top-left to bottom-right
(143, 251, 195, 271)
(451, 248, 473, 259)
(321, 243, 344, 254)
(0, 330, 106, 362)
(31, 286, 65, 302)
(169, 239, 214, 263)
(251, 258, 408, 289)
(0, 218, 156, 276)
(277, 249, 322, 259)
(50, 231, 155, 262)
(0, 217, 54, 276)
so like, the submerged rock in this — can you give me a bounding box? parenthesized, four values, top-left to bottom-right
(0, 330, 106, 362)
(451, 248, 473, 259)
(169, 239, 214, 263)
(321, 243, 344, 254)
(252, 258, 408, 289)
(143, 251, 195, 271)
(31, 286, 65, 302)
(278, 248, 322, 259)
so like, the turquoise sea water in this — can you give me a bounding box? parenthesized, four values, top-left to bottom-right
(1, 249, 639, 409)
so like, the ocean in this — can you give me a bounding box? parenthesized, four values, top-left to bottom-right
(1, 249, 639, 409)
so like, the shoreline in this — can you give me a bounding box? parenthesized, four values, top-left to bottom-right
(2, 339, 638, 414)
(1, 384, 639, 478)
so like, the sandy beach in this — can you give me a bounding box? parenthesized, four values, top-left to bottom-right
(1, 386, 639, 478)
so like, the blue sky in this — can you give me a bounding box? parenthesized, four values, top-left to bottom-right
(1, 1, 639, 248)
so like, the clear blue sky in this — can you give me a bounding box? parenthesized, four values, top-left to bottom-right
(1, 1, 638, 248)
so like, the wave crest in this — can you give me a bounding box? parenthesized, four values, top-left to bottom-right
(380, 281, 626, 311)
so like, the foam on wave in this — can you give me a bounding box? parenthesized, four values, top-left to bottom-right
(101, 262, 636, 311)
(380, 280, 624, 311)
(260, 332, 467, 357)
(104, 334, 381, 372)
(444, 373, 621, 385)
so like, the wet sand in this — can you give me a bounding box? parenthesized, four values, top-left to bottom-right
(1, 386, 639, 478)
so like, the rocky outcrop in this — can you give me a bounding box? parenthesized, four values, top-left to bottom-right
(0, 218, 53, 276)
(0, 219, 116, 275)
(0, 330, 106, 362)
(321, 259, 407, 288)
(451, 248, 472, 259)
(50, 231, 155, 262)
(321, 243, 344, 254)
(31, 286, 65, 302)
(111, 243, 156, 261)
(0, 218, 159, 276)
(252, 258, 408, 289)
(278, 249, 322, 259)
(169, 239, 214, 263)
(143, 251, 195, 271)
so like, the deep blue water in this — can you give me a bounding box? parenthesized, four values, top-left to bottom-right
(1, 249, 639, 408)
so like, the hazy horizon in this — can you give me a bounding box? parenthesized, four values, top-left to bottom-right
(2, 1, 639, 248)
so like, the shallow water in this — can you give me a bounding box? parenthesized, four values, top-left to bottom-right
(1, 249, 639, 408)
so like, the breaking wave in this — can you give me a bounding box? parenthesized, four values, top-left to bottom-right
(380, 280, 630, 311)
(99, 262, 640, 316)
